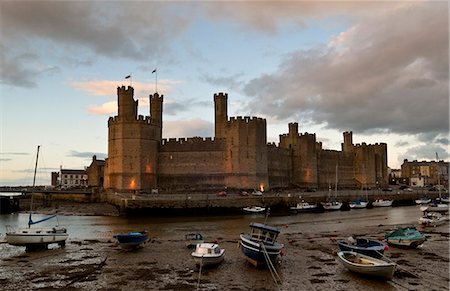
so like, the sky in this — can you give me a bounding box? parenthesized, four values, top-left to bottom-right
(0, 0, 449, 186)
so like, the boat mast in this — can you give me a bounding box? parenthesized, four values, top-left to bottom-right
(335, 164, 338, 198)
(29, 145, 40, 215)
(436, 152, 441, 200)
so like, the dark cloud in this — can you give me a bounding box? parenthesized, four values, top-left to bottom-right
(165, 99, 211, 116)
(0, 1, 194, 87)
(201, 73, 245, 93)
(242, 2, 448, 138)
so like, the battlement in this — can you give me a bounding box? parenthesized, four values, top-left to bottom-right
(118, 85, 133, 94)
(228, 116, 266, 124)
(108, 115, 153, 125)
(150, 92, 164, 102)
(214, 92, 228, 99)
(160, 137, 225, 152)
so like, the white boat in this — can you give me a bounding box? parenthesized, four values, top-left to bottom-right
(321, 200, 343, 210)
(416, 198, 431, 205)
(243, 206, 266, 213)
(420, 202, 449, 213)
(418, 212, 447, 227)
(191, 243, 225, 267)
(337, 251, 396, 280)
(5, 146, 68, 250)
(290, 200, 317, 212)
(322, 164, 342, 210)
(441, 197, 450, 203)
(5, 226, 68, 247)
(372, 199, 393, 207)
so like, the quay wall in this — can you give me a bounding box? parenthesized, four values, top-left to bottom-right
(105, 190, 445, 215)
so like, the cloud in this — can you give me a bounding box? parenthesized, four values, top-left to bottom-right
(88, 101, 117, 116)
(241, 2, 448, 137)
(163, 119, 213, 138)
(67, 150, 107, 160)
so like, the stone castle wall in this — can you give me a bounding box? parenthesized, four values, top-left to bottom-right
(104, 87, 388, 192)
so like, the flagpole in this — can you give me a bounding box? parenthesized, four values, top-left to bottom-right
(130, 73, 132, 87)
(152, 68, 157, 93)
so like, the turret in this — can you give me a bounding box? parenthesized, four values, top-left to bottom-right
(117, 86, 137, 121)
(342, 131, 353, 153)
(150, 92, 164, 140)
(288, 122, 299, 136)
(214, 92, 228, 139)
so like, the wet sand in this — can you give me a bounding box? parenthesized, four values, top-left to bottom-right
(0, 204, 449, 291)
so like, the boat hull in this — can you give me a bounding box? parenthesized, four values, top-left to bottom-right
(321, 202, 342, 210)
(337, 251, 396, 280)
(420, 204, 449, 213)
(349, 202, 368, 209)
(239, 234, 283, 267)
(114, 231, 149, 250)
(372, 200, 393, 207)
(6, 227, 68, 247)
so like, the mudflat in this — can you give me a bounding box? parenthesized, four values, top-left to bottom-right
(0, 204, 448, 290)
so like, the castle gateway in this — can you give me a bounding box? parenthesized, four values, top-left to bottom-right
(104, 86, 388, 192)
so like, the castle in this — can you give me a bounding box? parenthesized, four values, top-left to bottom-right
(103, 86, 388, 192)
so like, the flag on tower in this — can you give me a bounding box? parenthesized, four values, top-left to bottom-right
(125, 75, 131, 79)
(152, 69, 157, 73)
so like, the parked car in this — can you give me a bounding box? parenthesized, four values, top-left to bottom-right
(382, 187, 393, 192)
(216, 191, 227, 197)
(239, 190, 248, 196)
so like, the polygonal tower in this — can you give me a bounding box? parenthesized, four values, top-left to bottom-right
(104, 86, 162, 192)
(214, 92, 228, 139)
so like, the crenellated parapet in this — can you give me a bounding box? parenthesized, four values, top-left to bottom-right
(228, 116, 266, 125)
(108, 115, 153, 125)
(160, 137, 225, 152)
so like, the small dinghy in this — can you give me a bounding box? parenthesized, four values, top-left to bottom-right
(384, 227, 426, 248)
(114, 230, 149, 250)
(191, 243, 225, 267)
(338, 237, 388, 259)
(337, 251, 396, 280)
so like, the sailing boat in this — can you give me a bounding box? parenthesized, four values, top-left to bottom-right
(5, 146, 68, 250)
(420, 153, 448, 213)
(321, 165, 343, 210)
(350, 167, 368, 209)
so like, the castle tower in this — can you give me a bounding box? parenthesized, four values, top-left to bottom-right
(214, 92, 228, 139)
(342, 131, 353, 153)
(150, 92, 164, 141)
(118, 86, 138, 121)
(104, 86, 161, 192)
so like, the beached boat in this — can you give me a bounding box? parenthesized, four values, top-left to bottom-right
(338, 237, 388, 259)
(243, 206, 266, 214)
(337, 251, 396, 280)
(384, 226, 426, 248)
(349, 199, 368, 209)
(322, 165, 342, 210)
(415, 198, 431, 205)
(114, 230, 149, 249)
(191, 243, 225, 267)
(418, 212, 447, 227)
(441, 197, 450, 203)
(239, 223, 284, 268)
(290, 200, 317, 212)
(321, 199, 343, 210)
(372, 199, 393, 207)
(5, 146, 68, 250)
(420, 201, 449, 213)
(185, 233, 204, 248)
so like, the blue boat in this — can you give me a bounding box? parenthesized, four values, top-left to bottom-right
(239, 223, 284, 267)
(338, 237, 387, 259)
(114, 230, 149, 250)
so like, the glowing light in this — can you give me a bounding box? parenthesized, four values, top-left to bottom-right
(129, 178, 136, 189)
(259, 183, 265, 192)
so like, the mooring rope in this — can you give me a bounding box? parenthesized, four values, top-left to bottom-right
(261, 244, 281, 290)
